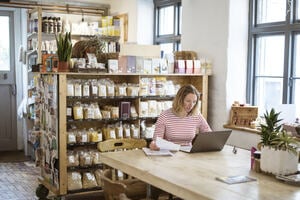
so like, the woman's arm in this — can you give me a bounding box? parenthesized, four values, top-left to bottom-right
(198, 114, 212, 133)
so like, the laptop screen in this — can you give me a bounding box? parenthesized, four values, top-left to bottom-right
(181, 130, 232, 153)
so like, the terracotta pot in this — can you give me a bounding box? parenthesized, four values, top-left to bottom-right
(58, 61, 69, 72)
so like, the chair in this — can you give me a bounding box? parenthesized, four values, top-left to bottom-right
(98, 138, 148, 200)
(100, 169, 147, 200)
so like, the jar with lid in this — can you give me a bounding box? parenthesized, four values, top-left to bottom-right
(33, 18, 38, 33)
(53, 17, 57, 33)
(42, 17, 49, 33)
(57, 17, 62, 33)
(48, 17, 53, 33)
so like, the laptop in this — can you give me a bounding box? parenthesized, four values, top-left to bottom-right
(180, 130, 232, 153)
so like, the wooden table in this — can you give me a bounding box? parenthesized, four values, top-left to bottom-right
(100, 146, 300, 200)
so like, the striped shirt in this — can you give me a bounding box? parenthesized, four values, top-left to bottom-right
(153, 108, 212, 146)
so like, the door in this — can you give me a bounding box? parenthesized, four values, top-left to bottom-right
(0, 10, 17, 151)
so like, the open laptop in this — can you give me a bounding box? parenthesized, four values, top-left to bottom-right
(180, 130, 232, 153)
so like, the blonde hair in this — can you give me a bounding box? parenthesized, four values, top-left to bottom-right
(172, 84, 201, 116)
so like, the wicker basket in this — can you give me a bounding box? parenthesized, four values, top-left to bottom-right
(230, 106, 258, 127)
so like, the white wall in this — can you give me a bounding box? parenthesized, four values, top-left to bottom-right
(181, 0, 248, 130)
(109, 0, 138, 43)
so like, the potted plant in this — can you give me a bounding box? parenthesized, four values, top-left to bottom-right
(259, 108, 299, 175)
(55, 32, 72, 72)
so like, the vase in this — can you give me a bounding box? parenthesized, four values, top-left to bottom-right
(58, 61, 69, 72)
(260, 146, 299, 175)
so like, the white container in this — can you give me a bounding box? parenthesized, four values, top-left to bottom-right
(260, 146, 299, 175)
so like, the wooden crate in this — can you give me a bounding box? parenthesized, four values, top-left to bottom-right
(230, 106, 258, 127)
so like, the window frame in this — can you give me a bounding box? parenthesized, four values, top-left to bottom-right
(153, 0, 181, 52)
(247, 0, 300, 110)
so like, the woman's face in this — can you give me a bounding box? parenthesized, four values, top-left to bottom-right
(183, 93, 198, 113)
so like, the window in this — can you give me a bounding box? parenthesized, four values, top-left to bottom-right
(153, 0, 181, 56)
(247, 0, 300, 118)
(0, 15, 10, 71)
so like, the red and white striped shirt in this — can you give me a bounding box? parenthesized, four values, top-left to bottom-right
(153, 108, 212, 146)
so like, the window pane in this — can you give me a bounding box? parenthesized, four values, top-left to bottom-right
(255, 77, 283, 114)
(256, 35, 284, 76)
(295, 34, 300, 77)
(0, 16, 10, 71)
(158, 6, 174, 35)
(256, 0, 286, 24)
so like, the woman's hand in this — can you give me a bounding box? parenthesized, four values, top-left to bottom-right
(149, 141, 160, 150)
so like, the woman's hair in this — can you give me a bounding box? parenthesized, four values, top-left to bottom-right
(172, 84, 201, 116)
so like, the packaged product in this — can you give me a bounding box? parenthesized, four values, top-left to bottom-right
(74, 80, 82, 97)
(94, 169, 103, 186)
(67, 172, 82, 191)
(67, 151, 79, 167)
(82, 172, 98, 189)
(67, 131, 76, 144)
(79, 151, 93, 167)
(91, 150, 101, 165)
(115, 83, 127, 96)
(73, 102, 83, 120)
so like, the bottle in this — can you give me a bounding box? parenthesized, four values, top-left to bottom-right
(48, 17, 53, 33)
(253, 151, 261, 173)
(53, 17, 57, 33)
(42, 17, 48, 33)
(33, 18, 38, 33)
(57, 17, 62, 33)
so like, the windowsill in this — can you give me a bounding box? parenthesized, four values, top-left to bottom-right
(223, 124, 260, 134)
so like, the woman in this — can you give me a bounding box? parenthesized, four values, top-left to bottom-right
(150, 84, 212, 150)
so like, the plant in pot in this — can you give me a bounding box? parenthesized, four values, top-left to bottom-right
(259, 108, 299, 175)
(55, 32, 72, 72)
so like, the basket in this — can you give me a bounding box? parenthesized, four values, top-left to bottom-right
(230, 106, 258, 127)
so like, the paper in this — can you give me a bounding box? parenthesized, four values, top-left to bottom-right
(142, 147, 174, 156)
(215, 175, 257, 184)
(156, 137, 180, 151)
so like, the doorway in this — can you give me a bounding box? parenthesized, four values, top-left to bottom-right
(0, 10, 17, 151)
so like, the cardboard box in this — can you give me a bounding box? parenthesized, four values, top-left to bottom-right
(186, 60, 193, 74)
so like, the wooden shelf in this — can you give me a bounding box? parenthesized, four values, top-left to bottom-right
(223, 124, 260, 134)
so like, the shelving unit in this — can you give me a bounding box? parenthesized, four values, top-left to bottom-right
(34, 72, 210, 197)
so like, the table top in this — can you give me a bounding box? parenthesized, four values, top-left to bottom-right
(100, 145, 300, 200)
